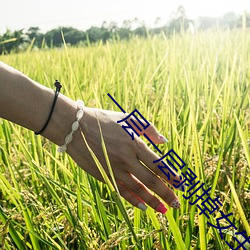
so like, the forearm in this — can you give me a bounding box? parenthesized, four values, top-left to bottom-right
(0, 61, 77, 146)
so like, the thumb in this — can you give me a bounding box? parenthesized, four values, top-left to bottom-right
(143, 123, 168, 144)
(120, 113, 168, 144)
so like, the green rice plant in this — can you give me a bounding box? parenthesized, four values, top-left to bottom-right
(0, 29, 249, 249)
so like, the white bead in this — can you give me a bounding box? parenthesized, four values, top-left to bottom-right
(57, 145, 67, 153)
(72, 121, 79, 131)
(76, 100, 84, 108)
(76, 109, 84, 120)
(57, 99, 85, 154)
(65, 133, 73, 144)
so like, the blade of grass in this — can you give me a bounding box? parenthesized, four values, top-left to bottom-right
(0, 206, 26, 250)
(79, 126, 142, 249)
(227, 177, 250, 236)
(165, 211, 187, 250)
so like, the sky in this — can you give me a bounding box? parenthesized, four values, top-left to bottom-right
(0, 0, 249, 34)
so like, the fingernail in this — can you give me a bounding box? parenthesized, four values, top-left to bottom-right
(178, 183, 186, 192)
(156, 203, 167, 214)
(158, 134, 168, 143)
(137, 203, 147, 211)
(170, 199, 181, 209)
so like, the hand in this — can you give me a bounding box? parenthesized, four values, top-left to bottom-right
(67, 107, 182, 213)
(0, 62, 181, 213)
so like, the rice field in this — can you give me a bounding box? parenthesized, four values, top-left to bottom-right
(0, 29, 250, 250)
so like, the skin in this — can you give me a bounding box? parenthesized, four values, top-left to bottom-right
(0, 61, 181, 213)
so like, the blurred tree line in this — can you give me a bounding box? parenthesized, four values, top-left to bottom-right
(0, 10, 249, 54)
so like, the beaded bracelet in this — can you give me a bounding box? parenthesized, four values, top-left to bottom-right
(57, 100, 85, 153)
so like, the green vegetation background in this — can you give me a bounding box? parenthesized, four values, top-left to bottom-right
(1, 11, 250, 54)
(0, 28, 250, 249)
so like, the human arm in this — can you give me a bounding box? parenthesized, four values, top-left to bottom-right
(0, 61, 181, 213)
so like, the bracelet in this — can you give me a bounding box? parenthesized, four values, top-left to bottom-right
(35, 80, 62, 135)
(57, 100, 85, 153)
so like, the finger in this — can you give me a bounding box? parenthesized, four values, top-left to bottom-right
(118, 173, 169, 213)
(120, 113, 168, 144)
(135, 139, 185, 191)
(116, 180, 148, 211)
(144, 123, 168, 144)
(121, 167, 180, 211)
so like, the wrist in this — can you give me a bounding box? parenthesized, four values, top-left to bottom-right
(35, 80, 62, 135)
(42, 93, 79, 146)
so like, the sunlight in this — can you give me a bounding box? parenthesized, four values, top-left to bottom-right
(0, 0, 249, 33)
(185, 0, 248, 18)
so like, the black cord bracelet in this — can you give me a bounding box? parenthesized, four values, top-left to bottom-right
(35, 80, 62, 135)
